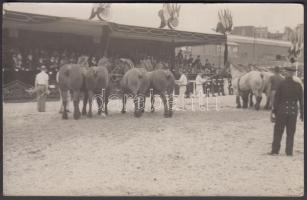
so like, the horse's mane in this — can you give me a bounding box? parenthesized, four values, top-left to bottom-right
(229, 63, 249, 78)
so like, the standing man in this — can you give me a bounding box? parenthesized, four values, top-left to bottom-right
(35, 65, 49, 112)
(269, 66, 284, 110)
(270, 65, 304, 156)
(175, 71, 188, 109)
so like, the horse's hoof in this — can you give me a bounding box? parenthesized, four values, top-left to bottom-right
(87, 113, 93, 118)
(151, 108, 155, 113)
(121, 110, 126, 114)
(255, 105, 260, 111)
(62, 113, 68, 119)
(134, 112, 142, 118)
(236, 105, 241, 108)
(98, 110, 102, 115)
(82, 110, 87, 116)
(74, 112, 81, 120)
(168, 111, 173, 117)
(164, 113, 170, 118)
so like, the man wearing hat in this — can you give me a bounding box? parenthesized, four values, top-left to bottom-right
(270, 65, 304, 156)
(35, 65, 49, 112)
(269, 66, 284, 109)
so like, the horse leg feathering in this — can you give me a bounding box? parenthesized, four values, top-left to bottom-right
(104, 88, 109, 116)
(168, 92, 174, 117)
(61, 90, 68, 119)
(150, 89, 155, 112)
(121, 93, 127, 114)
(133, 95, 142, 118)
(87, 90, 94, 118)
(73, 91, 81, 120)
(160, 93, 169, 118)
(255, 95, 262, 111)
(82, 91, 88, 116)
(236, 95, 241, 108)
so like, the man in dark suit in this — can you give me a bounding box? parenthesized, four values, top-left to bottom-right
(270, 65, 304, 156)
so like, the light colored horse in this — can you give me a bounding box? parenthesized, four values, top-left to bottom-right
(250, 70, 304, 110)
(230, 64, 265, 110)
(120, 68, 151, 118)
(148, 69, 175, 117)
(58, 63, 84, 119)
(82, 65, 110, 117)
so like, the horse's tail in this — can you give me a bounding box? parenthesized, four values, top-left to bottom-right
(165, 70, 173, 79)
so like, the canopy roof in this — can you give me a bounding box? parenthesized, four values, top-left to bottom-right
(3, 10, 226, 47)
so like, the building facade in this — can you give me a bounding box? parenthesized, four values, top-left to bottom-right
(188, 34, 304, 68)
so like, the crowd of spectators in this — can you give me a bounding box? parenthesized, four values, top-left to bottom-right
(174, 50, 220, 76)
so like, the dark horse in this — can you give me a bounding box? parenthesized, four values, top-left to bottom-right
(148, 69, 175, 118)
(120, 68, 150, 117)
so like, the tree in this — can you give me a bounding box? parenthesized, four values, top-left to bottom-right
(215, 8, 233, 67)
(284, 26, 304, 63)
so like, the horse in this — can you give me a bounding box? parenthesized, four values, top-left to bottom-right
(230, 63, 265, 110)
(81, 65, 110, 117)
(120, 68, 150, 117)
(148, 69, 175, 118)
(248, 71, 273, 110)
(58, 63, 84, 119)
(248, 69, 304, 110)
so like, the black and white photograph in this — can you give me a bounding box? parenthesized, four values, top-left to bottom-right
(2, 2, 304, 196)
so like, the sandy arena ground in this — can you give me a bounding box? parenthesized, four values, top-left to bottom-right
(3, 95, 304, 196)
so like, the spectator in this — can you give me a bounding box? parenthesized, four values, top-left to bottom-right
(187, 54, 193, 68)
(204, 59, 211, 69)
(175, 71, 188, 109)
(195, 72, 207, 97)
(176, 49, 183, 65)
(192, 55, 202, 72)
(34, 65, 49, 112)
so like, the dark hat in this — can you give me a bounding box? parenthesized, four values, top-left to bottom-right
(284, 65, 297, 72)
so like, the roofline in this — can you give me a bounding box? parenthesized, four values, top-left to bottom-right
(228, 34, 291, 47)
(3, 9, 225, 46)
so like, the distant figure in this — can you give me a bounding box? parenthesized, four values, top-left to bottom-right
(195, 73, 207, 97)
(175, 71, 188, 109)
(187, 54, 194, 68)
(192, 55, 202, 72)
(270, 65, 304, 156)
(176, 49, 183, 64)
(269, 66, 285, 110)
(204, 59, 211, 69)
(35, 65, 49, 112)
